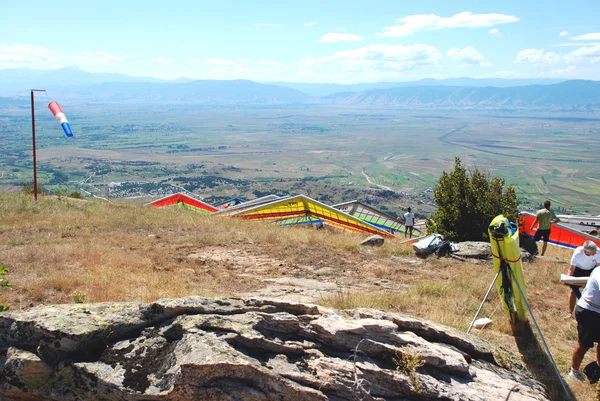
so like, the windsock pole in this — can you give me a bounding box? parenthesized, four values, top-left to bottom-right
(30, 89, 46, 201)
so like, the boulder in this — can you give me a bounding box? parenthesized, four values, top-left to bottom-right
(0, 297, 550, 401)
(521, 249, 533, 263)
(359, 235, 385, 247)
(454, 241, 492, 259)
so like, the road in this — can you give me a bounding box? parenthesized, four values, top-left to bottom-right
(362, 168, 393, 191)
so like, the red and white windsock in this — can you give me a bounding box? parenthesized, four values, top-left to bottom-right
(48, 101, 73, 137)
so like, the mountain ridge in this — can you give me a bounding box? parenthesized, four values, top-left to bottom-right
(0, 67, 598, 109)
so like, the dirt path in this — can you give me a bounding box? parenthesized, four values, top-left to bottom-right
(187, 246, 424, 303)
(362, 168, 393, 191)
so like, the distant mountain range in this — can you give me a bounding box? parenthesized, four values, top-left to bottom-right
(271, 78, 567, 97)
(0, 67, 598, 109)
(312, 80, 600, 109)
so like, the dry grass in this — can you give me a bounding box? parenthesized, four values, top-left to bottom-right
(0, 193, 597, 400)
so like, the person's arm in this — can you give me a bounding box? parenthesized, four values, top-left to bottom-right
(568, 264, 576, 276)
(530, 217, 539, 231)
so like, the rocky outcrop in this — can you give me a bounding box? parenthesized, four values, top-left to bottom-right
(359, 235, 385, 247)
(0, 297, 549, 401)
(455, 241, 492, 259)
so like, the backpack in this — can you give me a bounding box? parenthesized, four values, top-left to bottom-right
(434, 239, 452, 257)
(519, 233, 539, 255)
(584, 361, 600, 384)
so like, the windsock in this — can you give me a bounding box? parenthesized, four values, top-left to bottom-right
(47, 101, 73, 137)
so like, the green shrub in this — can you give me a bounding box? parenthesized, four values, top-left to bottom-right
(0, 265, 12, 312)
(426, 157, 518, 242)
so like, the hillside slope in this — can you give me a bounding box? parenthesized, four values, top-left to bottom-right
(314, 80, 600, 109)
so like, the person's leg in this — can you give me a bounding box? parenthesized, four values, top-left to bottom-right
(573, 344, 591, 371)
(408, 226, 413, 238)
(569, 288, 578, 314)
(542, 240, 548, 256)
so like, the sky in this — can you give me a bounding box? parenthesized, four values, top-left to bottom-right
(1, 0, 600, 83)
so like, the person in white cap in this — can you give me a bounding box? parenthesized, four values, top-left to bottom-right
(569, 252, 600, 382)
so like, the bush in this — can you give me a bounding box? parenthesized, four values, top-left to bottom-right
(426, 157, 518, 242)
(0, 265, 12, 312)
(20, 180, 45, 196)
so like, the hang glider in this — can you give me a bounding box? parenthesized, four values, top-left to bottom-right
(145, 193, 218, 213)
(230, 194, 393, 238)
(333, 200, 422, 237)
(519, 212, 600, 249)
(489, 215, 527, 324)
(214, 198, 247, 209)
(213, 194, 283, 217)
(557, 214, 600, 227)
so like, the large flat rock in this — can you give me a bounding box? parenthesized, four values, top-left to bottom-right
(0, 297, 550, 400)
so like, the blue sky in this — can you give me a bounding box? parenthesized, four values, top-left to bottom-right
(1, 0, 599, 83)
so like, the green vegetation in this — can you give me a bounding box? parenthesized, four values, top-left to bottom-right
(0, 265, 12, 311)
(2, 105, 600, 214)
(393, 348, 426, 392)
(426, 157, 518, 242)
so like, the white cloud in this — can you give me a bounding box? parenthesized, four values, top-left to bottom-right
(254, 23, 282, 27)
(514, 48, 561, 67)
(0, 44, 54, 64)
(565, 45, 600, 63)
(559, 31, 569, 37)
(205, 57, 235, 65)
(571, 32, 600, 41)
(188, 58, 202, 64)
(74, 50, 122, 65)
(186, 57, 291, 81)
(154, 57, 174, 64)
(331, 44, 442, 71)
(305, 22, 318, 27)
(555, 42, 600, 47)
(292, 44, 442, 83)
(447, 46, 492, 67)
(377, 11, 519, 37)
(317, 33, 364, 43)
(544, 66, 576, 77)
(488, 28, 501, 37)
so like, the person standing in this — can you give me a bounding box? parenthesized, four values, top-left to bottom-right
(404, 207, 415, 238)
(530, 200, 561, 256)
(565, 241, 600, 318)
(568, 265, 600, 382)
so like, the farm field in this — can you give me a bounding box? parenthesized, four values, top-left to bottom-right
(1, 104, 600, 214)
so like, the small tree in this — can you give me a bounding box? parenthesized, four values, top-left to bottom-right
(0, 265, 12, 312)
(426, 158, 518, 242)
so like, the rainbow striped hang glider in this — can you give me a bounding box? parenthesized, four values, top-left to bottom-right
(214, 198, 247, 210)
(333, 200, 422, 237)
(145, 193, 218, 213)
(230, 194, 393, 238)
(213, 195, 283, 217)
(519, 211, 600, 249)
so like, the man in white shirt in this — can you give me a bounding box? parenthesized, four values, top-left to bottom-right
(404, 208, 415, 238)
(569, 263, 600, 382)
(565, 241, 600, 318)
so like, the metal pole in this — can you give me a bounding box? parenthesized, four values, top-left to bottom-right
(31, 90, 37, 201)
(511, 270, 573, 401)
(30, 89, 46, 201)
(467, 270, 500, 334)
